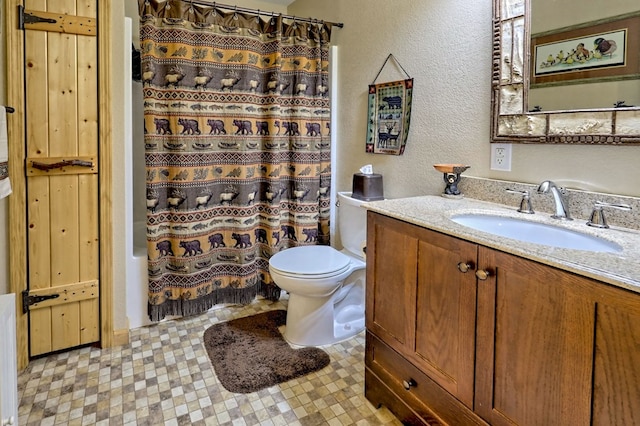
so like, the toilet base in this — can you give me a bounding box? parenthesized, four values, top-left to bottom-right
(283, 272, 365, 347)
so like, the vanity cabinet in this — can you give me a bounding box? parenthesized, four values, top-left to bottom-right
(365, 212, 640, 426)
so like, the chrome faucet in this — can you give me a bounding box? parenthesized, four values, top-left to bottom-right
(537, 180, 572, 220)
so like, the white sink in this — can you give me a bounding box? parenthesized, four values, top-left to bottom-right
(450, 214, 623, 253)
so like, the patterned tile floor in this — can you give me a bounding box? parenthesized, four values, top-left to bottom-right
(18, 296, 402, 425)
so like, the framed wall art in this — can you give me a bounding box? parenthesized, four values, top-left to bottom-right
(531, 13, 640, 87)
(365, 54, 413, 155)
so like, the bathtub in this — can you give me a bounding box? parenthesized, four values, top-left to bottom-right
(126, 221, 152, 328)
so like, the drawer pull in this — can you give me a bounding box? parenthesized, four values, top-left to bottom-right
(457, 261, 475, 273)
(402, 378, 417, 390)
(475, 269, 492, 280)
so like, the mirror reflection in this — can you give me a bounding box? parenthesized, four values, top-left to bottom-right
(529, 0, 640, 112)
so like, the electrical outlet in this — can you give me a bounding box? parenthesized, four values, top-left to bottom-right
(491, 143, 512, 171)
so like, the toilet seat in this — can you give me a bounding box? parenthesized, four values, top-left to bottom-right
(269, 246, 352, 278)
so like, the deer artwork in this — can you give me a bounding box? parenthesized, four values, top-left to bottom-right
(267, 76, 290, 94)
(195, 189, 213, 209)
(167, 188, 187, 209)
(194, 68, 213, 88)
(247, 188, 258, 205)
(219, 185, 239, 205)
(220, 70, 242, 91)
(266, 75, 279, 93)
(164, 65, 185, 87)
(292, 184, 310, 201)
(295, 78, 308, 95)
(378, 122, 399, 149)
(316, 79, 328, 96)
(248, 74, 261, 92)
(147, 189, 160, 213)
(142, 61, 155, 84)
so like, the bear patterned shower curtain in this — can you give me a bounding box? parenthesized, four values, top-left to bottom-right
(139, 0, 333, 321)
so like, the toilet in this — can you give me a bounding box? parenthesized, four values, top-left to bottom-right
(269, 192, 367, 346)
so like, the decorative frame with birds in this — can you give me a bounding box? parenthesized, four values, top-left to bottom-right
(530, 13, 640, 87)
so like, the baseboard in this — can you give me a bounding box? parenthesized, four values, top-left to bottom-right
(112, 328, 130, 346)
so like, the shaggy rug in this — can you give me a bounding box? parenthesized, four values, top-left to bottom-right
(203, 310, 331, 394)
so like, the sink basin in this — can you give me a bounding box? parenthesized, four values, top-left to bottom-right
(451, 214, 623, 253)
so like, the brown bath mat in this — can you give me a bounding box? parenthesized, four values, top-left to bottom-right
(203, 310, 330, 394)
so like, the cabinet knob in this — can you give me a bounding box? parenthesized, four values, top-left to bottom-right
(457, 261, 475, 273)
(402, 378, 417, 390)
(475, 269, 492, 280)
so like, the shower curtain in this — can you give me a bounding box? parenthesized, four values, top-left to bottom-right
(139, 1, 333, 321)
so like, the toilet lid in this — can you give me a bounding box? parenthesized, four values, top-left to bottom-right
(269, 246, 351, 277)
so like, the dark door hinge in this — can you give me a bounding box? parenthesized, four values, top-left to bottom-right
(22, 290, 60, 314)
(18, 5, 57, 30)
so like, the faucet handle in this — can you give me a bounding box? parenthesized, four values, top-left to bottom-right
(506, 188, 534, 214)
(587, 201, 632, 228)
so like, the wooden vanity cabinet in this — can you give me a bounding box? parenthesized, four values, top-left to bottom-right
(474, 248, 595, 425)
(365, 211, 640, 426)
(365, 212, 482, 424)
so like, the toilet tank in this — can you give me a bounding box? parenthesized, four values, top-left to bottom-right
(337, 192, 368, 258)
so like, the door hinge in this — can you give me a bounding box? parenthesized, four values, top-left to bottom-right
(22, 290, 59, 314)
(18, 5, 57, 29)
(17, 5, 96, 36)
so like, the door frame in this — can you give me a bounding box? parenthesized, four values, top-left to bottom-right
(5, 0, 113, 369)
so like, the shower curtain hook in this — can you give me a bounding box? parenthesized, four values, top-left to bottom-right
(256, 9, 260, 23)
(233, 5, 238, 20)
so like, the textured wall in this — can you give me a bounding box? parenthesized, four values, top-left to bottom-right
(289, 0, 640, 198)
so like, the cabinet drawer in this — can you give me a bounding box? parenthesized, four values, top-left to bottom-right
(366, 331, 487, 426)
(365, 368, 430, 426)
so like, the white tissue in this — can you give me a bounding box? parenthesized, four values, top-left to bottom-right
(359, 164, 373, 175)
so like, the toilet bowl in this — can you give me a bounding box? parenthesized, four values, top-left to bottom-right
(268, 192, 368, 346)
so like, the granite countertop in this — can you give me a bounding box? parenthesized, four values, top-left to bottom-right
(364, 195, 640, 294)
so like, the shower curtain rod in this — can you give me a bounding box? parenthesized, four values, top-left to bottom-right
(184, 0, 344, 28)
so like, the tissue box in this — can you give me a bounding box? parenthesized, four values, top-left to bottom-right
(352, 173, 384, 201)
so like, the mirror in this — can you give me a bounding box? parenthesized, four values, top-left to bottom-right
(491, 0, 640, 145)
(529, 0, 640, 111)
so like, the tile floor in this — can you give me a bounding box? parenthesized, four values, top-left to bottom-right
(17, 296, 402, 425)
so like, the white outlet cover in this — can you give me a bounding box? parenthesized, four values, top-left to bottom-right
(491, 143, 512, 171)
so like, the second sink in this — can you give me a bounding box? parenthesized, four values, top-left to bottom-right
(450, 214, 623, 253)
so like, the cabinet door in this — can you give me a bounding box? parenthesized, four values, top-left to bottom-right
(475, 248, 594, 425)
(413, 227, 478, 408)
(366, 212, 418, 355)
(592, 288, 640, 425)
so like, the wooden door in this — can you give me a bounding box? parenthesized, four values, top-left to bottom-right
(22, 0, 100, 357)
(414, 227, 477, 409)
(475, 247, 595, 425)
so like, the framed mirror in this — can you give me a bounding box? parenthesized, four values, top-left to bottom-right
(491, 0, 640, 145)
